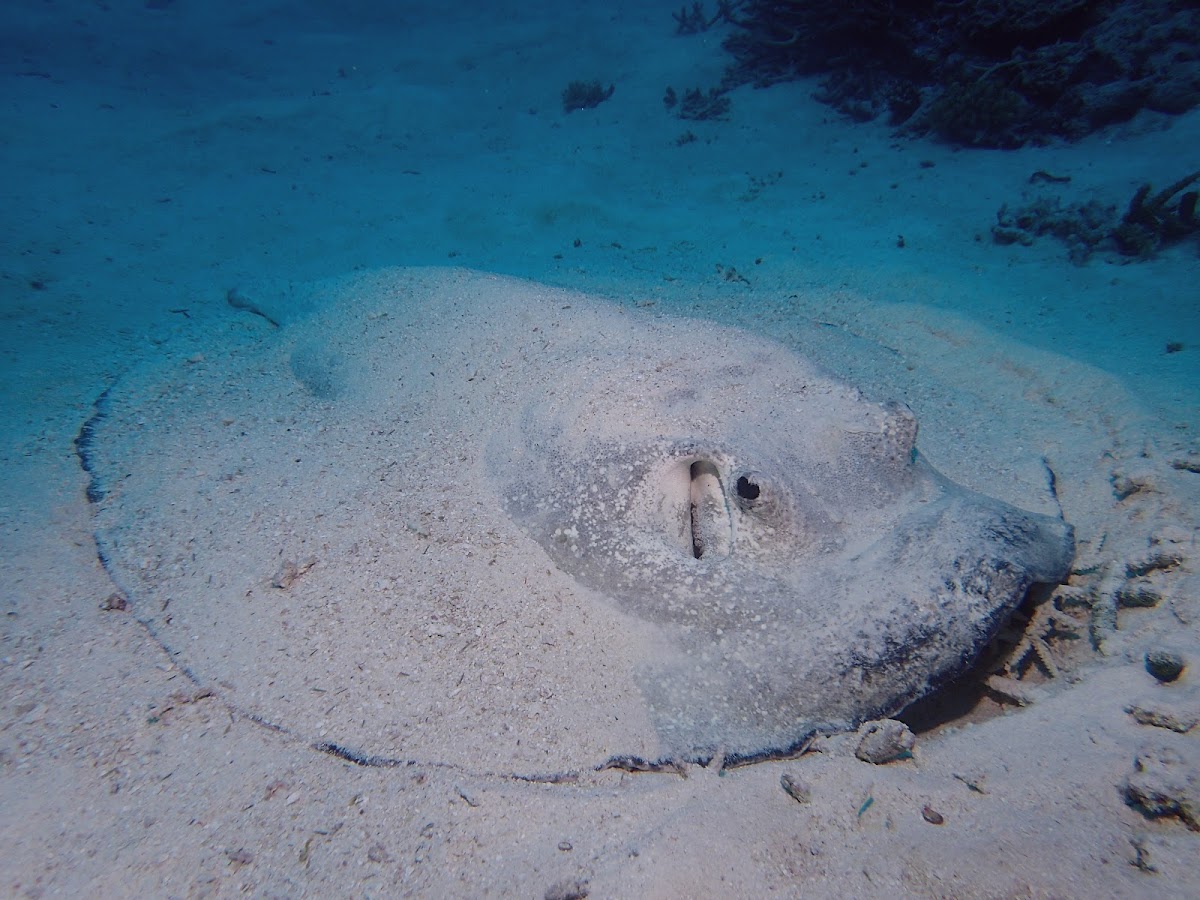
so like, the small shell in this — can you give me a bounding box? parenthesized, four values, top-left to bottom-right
(921, 805, 945, 825)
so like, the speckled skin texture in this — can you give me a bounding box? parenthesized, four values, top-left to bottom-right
(492, 311, 1075, 761)
(88, 268, 1074, 768)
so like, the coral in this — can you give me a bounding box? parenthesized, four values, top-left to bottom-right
(676, 86, 732, 120)
(1112, 171, 1200, 258)
(923, 79, 1030, 148)
(674, 2, 709, 34)
(991, 195, 1116, 264)
(983, 596, 1085, 707)
(561, 80, 614, 113)
(980, 569, 1101, 707)
(1056, 541, 1184, 654)
(718, 0, 1200, 147)
(724, 0, 917, 88)
(993, 171, 1200, 263)
(672, 1, 736, 35)
(885, 79, 921, 125)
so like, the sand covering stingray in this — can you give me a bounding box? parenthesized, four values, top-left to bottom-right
(82, 268, 1074, 769)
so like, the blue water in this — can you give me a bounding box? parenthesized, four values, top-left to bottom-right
(1, 0, 1197, 448)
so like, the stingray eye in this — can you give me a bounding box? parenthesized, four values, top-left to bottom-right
(735, 473, 763, 507)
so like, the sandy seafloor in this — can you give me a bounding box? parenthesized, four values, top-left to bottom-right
(2, 1, 1199, 897)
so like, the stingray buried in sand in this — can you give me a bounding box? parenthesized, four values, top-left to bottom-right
(80, 268, 1073, 770)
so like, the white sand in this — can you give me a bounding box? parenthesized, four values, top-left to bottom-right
(2, 1, 1198, 896)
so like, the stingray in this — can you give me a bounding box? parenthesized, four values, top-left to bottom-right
(80, 267, 1073, 770)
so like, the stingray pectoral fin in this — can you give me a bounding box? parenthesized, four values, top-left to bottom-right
(990, 505, 1076, 585)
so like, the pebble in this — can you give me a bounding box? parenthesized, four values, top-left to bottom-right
(780, 772, 811, 804)
(544, 878, 589, 900)
(854, 719, 916, 764)
(100, 591, 129, 612)
(1145, 649, 1186, 683)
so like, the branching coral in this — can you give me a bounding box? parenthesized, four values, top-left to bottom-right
(719, 0, 1200, 147)
(1112, 171, 1200, 258)
(561, 80, 614, 113)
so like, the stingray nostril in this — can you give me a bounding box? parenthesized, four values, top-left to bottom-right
(735, 474, 761, 503)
